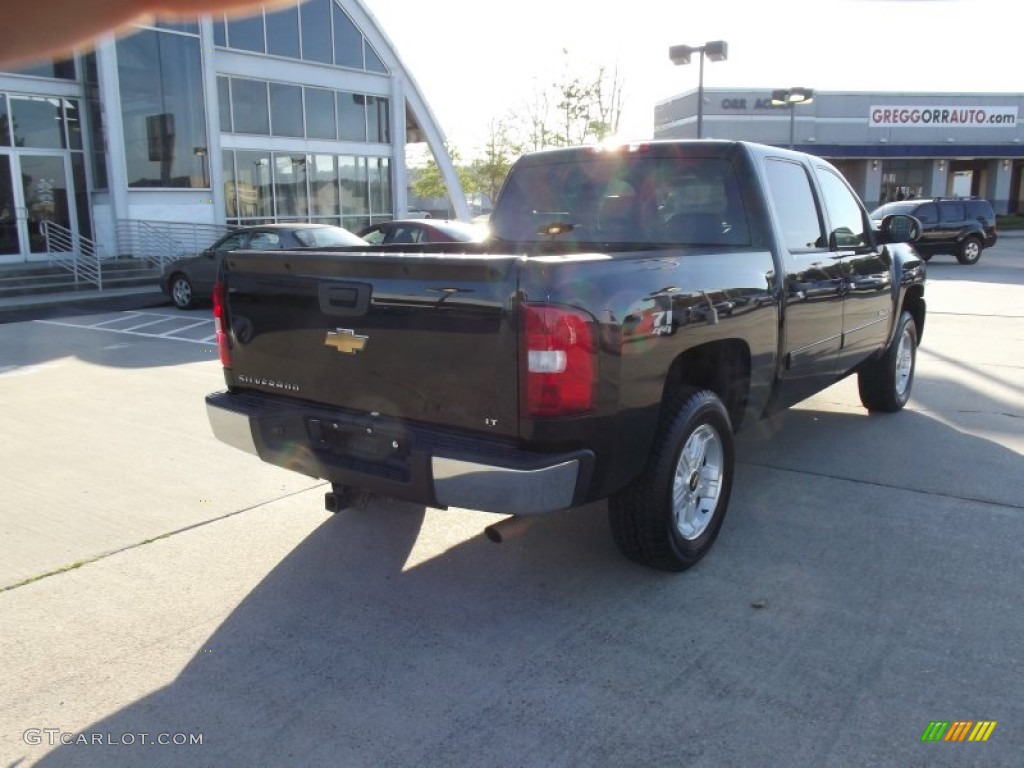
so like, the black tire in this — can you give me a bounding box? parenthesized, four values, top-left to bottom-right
(609, 388, 734, 572)
(170, 273, 195, 309)
(857, 310, 918, 412)
(956, 235, 982, 265)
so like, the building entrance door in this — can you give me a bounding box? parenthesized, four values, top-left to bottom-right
(0, 150, 76, 264)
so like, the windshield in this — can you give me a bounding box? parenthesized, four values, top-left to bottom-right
(491, 155, 751, 247)
(870, 202, 918, 219)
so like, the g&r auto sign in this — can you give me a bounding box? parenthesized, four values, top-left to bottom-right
(870, 106, 1018, 128)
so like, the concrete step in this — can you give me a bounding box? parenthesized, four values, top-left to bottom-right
(0, 260, 161, 299)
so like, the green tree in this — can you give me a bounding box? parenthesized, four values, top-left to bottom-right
(410, 143, 478, 204)
(470, 119, 522, 207)
(519, 51, 628, 150)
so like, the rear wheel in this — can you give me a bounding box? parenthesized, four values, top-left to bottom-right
(956, 235, 982, 265)
(857, 310, 918, 412)
(609, 388, 734, 572)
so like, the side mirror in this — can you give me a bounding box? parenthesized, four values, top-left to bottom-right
(203, 248, 216, 258)
(878, 214, 921, 244)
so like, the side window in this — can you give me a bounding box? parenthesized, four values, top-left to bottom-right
(248, 232, 282, 250)
(215, 232, 248, 252)
(939, 202, 965, 223)
(764, 158, 825, 252)
(966, 200, 992, 221)
(913, 203, 937, 226)
(816, 167, 869, 250)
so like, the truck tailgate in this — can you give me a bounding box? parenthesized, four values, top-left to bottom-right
(222, 250, 522, 438)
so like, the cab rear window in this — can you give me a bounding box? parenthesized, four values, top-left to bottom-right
(491, 155, 751, 247)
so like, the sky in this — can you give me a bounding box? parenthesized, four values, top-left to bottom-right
(362, 0, 1020, 155)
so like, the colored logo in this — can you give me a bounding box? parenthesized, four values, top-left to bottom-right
(921, 721, 997, 742)
(325, 328, 368, 354)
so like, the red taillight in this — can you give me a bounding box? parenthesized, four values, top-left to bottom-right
(212, 280, 231, 368)
(523, 304, 596, 417)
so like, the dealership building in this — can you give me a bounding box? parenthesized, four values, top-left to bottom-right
(0, 0, 465, 278)
(655, 88, 1024, 213)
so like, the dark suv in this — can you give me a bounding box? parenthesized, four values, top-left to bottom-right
(870, 197, 997, 265)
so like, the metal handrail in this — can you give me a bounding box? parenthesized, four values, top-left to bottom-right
(115, 219, 233, 270)
(42, 220, 103, 289)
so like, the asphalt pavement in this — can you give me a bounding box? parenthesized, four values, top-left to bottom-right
(1, 240, 1021, 767)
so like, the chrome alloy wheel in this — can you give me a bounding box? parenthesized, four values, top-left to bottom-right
(895, 325, 914, 397)
(671, 424, 724, 540)
(172, 277, 192, 308)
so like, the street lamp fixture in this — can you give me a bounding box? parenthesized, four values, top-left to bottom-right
(669, 40, 728, 139)
(771, 87, 814, 149)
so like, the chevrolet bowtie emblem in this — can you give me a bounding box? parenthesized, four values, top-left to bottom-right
(325, 328, 368, 354)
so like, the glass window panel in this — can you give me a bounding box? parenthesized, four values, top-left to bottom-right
(8, 58, 76, 80)
(236, 150, 273, 218)
(337, 92, 366, 142)
(817, 168, 868, 249)
(763, 158, 825, 251)
(214, 18, 227, 46)
(64, 99, 82, 149)
(117, 30, 209, 188)
(84, 53, 107, 188)
(343, 215, 370, 233)
(340, 155, 368, 217)
(227, 12, 265, 53)
(270, 83, 303, 137)
(366, 96, 389, 143)
(305, 88, 336, 140)
(274, 154, 308, 217)
(222, 150, 238, 218)
(332, 5, 362, 69)
(265, 3, 300, 58)
(11, 96, 65, 148)
(310, 154, 339, 216)
(230, 78, 269, 135)
(217, 76, 232, 132)
(370, 157, 391, 216)
(365, 43, 387, 74)
(0, 97, 10, 146)
(71, 153, 92, 240)
(300, 0, 333, 64)
(0, 156, 17, 254)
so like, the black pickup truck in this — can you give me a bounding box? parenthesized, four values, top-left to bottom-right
(206, 140, 925, 571)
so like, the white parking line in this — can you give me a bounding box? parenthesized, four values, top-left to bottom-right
(121, 318, 179, 332)
(88, 313, 146, 328)
(32, 318, 213, 346)
(156, 320, 211, 336)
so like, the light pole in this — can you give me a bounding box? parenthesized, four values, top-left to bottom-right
(669, 40, 728, 139)
(771, 87, 814, 149)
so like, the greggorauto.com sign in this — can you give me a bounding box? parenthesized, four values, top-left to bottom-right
(870, 106, 1018, 128)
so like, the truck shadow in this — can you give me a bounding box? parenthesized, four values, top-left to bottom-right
(30, 392, 1024, 766)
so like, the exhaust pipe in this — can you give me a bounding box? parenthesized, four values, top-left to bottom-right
(484, 516, 536, 543)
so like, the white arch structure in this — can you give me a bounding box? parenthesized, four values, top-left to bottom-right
(346, 1, 469, 221)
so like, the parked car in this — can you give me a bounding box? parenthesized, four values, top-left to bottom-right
(357, 219, 486, 245)
(160, 224, 366, 309)
(870, 197, 997, 264)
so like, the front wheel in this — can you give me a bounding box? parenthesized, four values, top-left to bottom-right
(956, 235, 982, 265)
(170, 273, 195, 309)
(609, 388, 734, 572)
(857, 310, 918, 412)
